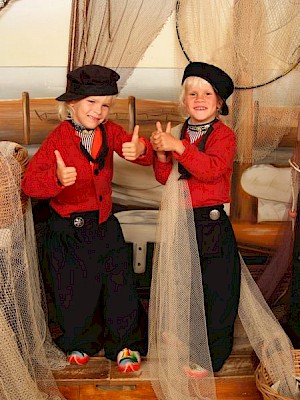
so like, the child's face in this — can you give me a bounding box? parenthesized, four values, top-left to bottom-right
(183, 82, 222, 124)
(69, 96, 113, 129)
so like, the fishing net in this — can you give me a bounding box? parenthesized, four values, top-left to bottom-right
(0, 141, 67, 400)
(148, 155, 216, 400)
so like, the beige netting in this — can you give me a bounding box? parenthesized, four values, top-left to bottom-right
(148, 126, 299, 400)
(239, 255, 297, 398)
(148, 159, 216, 400)
(68, 0, 177, 87)
(176, 0, 300, 163)
(0, 141, 67, 400)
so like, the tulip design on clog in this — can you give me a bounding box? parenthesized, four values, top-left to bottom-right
(117, 348, 141, 372)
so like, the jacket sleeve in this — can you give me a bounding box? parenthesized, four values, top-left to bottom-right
(22, 133, 65, 199)
(172, 127, 236, 182)
(153, 153, 173, 185)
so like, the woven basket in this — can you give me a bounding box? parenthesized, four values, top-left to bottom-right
(255, 350, 300, 400)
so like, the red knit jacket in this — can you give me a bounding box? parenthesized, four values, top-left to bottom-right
(153, 120, 236, 208)
(22, 120, 153, 223)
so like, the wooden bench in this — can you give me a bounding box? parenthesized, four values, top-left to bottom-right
(0, 92, 185, 144)
(2, 92, 298, 151)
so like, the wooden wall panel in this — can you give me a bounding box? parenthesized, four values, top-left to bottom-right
(0, 99, 24, 142)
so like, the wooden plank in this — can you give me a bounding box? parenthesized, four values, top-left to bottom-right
(57, 378, 262, 400)
(0, 98, 24, 142)
(128, 95, 136, 133)
(79, 382, 156, 400)
(215, 376, 262, 400)
(57, 377, 261, 400)
(231, 162, 258, 223)
(22, 91, 30, 144)
(135, 98, 184, 138)
(28, 97, 59, 144)
(232, 221, 292, 253)
(56, 385, 80, 400)
(53, 357, 110, 384)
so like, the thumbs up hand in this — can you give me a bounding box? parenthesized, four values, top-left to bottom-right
(54, 150, 77, 186)
(122, 125, 146, 160)
(150, 121, 173, 151)
(150, 121, 185, 155)
(150, 121, 165, 151)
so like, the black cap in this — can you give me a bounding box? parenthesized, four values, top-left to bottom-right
(182, 62, 234, 115)
(56, 64, 120, 101)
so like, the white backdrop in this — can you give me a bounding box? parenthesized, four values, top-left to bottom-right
(0, 0, 186, 100)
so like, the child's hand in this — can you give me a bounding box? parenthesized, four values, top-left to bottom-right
(151, 122, 184, 155)
(54, 150, 77, 186)
(150, 123, 167, 162)
(150, 121, 172, 152)
(122, 125, 145, 160)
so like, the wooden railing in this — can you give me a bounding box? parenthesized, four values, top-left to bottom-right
(0, 92, 299, 234)
(1, 91, 299, 148)
(0, 92, 185, 144)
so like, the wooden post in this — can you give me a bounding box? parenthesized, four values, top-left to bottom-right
(22, 91, 31, 145)
(128, 96, 136, 133)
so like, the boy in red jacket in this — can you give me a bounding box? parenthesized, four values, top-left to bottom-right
(22, 65, 152, 371)
(149, 62, 240, 377)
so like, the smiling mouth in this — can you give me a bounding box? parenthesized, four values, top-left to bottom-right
(88, 115, 102, 124)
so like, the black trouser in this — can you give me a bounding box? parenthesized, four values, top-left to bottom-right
(193, 205, 241, 371)
(41, 209, 148, 360)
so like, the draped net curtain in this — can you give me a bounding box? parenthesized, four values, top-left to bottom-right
(68, 0, 177, 90)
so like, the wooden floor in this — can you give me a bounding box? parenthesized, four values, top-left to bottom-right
(53, 355, 262, 400)
(53, 317, 263, 399)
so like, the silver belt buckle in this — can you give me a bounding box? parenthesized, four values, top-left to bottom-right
(209, 209, 220, 221)
(73, 216, 84, 227)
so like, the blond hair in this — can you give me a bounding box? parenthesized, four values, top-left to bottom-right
(57, 102, 72, 121)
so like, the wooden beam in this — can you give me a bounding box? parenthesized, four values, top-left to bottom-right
(22, 91, 31, 145)
(128, 96, 136, 133)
